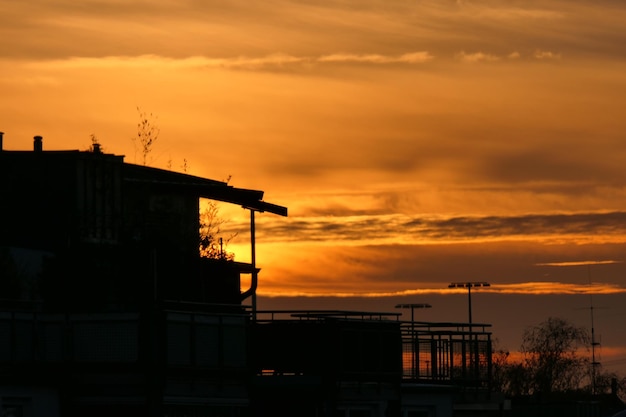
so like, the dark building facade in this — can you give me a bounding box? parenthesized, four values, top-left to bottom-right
(0, 134, 501, 416)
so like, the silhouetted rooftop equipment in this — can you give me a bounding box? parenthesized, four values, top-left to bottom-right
(34, 135, 43, 152)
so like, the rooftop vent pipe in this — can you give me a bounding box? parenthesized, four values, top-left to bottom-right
(34, 135, 43, 152)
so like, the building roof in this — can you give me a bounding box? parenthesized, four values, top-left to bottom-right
(123, 162, 288, 216)
(0, 144, 288, 217)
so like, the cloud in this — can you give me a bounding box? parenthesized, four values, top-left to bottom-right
(473, 7, 564, 21)
(534, 50, 561, 60)
(489, 281, 626, 295)
(535, 260, 622, 267)
(318, 52, 434, 64)
(257, 281, 626, 298)
(24, 52, 434, 73)
(251, 211, 626, 245)
(455, 50, 562, 62)
(238, 213, 626, 299)
(3, 0, 626, 64)
(456, 51, 500, 63)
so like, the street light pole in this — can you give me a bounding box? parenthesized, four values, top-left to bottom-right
(395, 303, 432, 379)
(468, 285, 472, 325)
(447, 281, 490, 327)
(448, 281, 490, 381)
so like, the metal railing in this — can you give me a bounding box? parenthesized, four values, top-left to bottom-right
(399, 321, 493, 388)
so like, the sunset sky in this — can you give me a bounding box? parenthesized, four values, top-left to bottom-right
(2, 0, 626, 374)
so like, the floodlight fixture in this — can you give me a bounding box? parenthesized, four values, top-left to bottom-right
(447, 281, 491, 326)
(395, 303, 432, 323)
(448, 282, 490, 289)
(395, 303, 432, 309)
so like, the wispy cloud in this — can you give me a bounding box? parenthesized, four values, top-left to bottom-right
(536, 260, 622, 267)
(489, 281, 626, 295)
(24, 52, 434, 72)
(252, 211, 626, 245)
(455, 50, 562, 62)
(258, 281, 626, 298)
(21, 48, 567, 74)
(534, 50, 561, 60)
(318, 52, 433, 64)
(3, 0, 626, 63)
(456, 52, 500, 63)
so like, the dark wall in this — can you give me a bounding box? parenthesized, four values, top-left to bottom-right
(251, 319, 402, 382)
(1, 151, 245, 312)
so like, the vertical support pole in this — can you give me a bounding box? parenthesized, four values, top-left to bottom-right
(152, 248, 158, 303)
(411, 306, 416, 379)
(250, 209, 257, 321)
(467, 285, 472, 327)
(467, 285, 474, 381)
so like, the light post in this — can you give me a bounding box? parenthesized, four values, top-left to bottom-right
(447, 282, 490, 327)
(448, 281, 490, 381)
(395, 303, 432, 379)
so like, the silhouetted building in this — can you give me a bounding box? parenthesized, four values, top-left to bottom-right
(0, 135, 503, 416)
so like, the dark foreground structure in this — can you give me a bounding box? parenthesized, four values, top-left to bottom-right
(1, 134, 505, 416)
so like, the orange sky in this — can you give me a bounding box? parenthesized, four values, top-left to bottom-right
(2, 0, 626, 375)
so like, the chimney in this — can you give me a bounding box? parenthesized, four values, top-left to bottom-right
(0, 131, 3, 151)
(34, 135, 43, 152)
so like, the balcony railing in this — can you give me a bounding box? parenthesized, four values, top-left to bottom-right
(399, 321, 493, 388)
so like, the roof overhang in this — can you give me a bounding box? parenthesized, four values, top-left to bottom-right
(123, 163, 288, 216)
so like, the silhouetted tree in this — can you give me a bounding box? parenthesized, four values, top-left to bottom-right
(492, 317, 600, 398)
(521, 317, 590, 395)
(199, 200, 237, 260)
(587, 367, 626, 401)
(133, 106, 160, 165)
(491, 346, 513, 394)
(128, 109, 234, 260)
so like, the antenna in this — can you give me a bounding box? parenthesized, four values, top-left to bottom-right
(588, 265, 601, 396)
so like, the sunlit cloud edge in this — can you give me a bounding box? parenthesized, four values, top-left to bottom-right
(23, 52, 434, 70)
(16, 49, 563, 71)
(535, 260, 622, 267)
(257, 281, 626, 298)
(249, 211, 626, 246)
